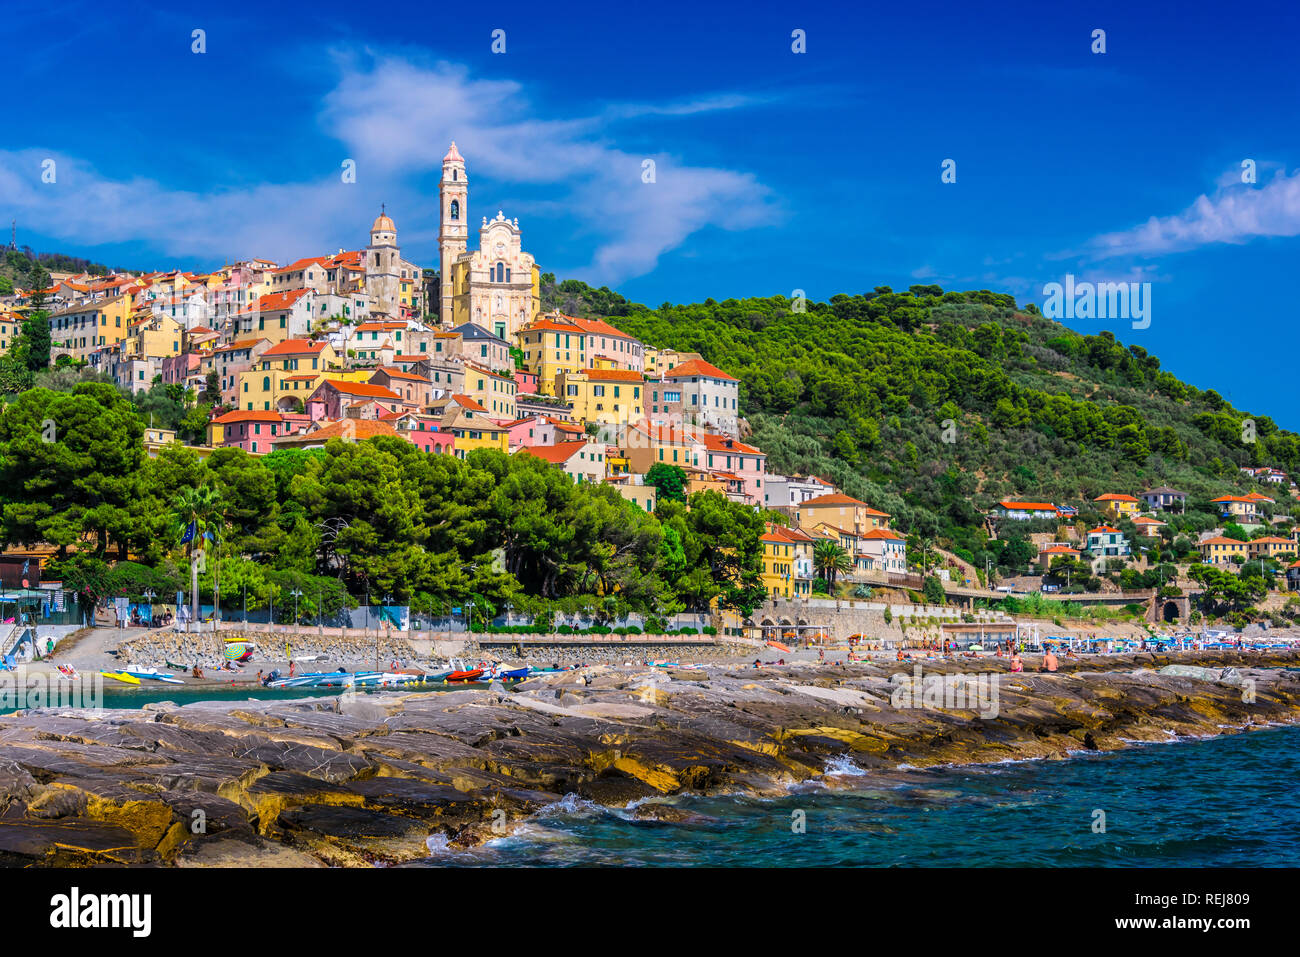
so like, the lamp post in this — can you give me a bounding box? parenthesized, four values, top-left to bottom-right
(380, 593, 393, 671)
(290, 588, 303, 627)
(143, 588, 156, 627)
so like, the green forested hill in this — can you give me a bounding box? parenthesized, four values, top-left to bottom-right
(547, 278, 1299, 553)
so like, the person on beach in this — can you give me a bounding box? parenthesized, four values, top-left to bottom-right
(1010, 651, 1023, 673)
(1042, 648, 1058, 672)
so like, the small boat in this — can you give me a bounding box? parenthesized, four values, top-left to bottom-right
(165, 660, 188, 671)
(494, 667, 530, 681)
(123, 668, 185, 685)
(445, 669, 484, 682)
(766, 640, 791, 653)
(101, 671, 141, 685)
(424, 669, 454, 682)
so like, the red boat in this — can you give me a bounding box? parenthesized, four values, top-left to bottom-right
(445, 669, 484, 682)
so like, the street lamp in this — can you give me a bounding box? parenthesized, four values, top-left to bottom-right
(290, 588, 303, 626)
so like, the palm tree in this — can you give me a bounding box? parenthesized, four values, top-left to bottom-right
(813, 540, 852, 588)
(170, 485, 225, 631)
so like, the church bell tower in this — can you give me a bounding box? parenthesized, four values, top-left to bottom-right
(438, 142, 468, 323)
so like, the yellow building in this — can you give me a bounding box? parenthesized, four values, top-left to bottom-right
(236, 339, 352, 412)
(761, 528, 800, 599)
(440, 402, 509, 456)
(1093, 493, 1140, 519)
(460, 361, 518, 420)
(518, 316, 589, 396)
(644, 348, 703, 377)
(124, 314, 184, 360)
(0, 313, 17, 355)
(557, 368, 645, 428)
(518, 313, 644, 396)
(794, 493, 891, 534)
(48, 294, 132, 361)
(1197, 536, 1251, 565)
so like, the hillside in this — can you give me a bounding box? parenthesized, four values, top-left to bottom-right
(547, 278, 1298, 554)
(1, 248, 116, 293)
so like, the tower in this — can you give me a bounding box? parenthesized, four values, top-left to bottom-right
(365, 204, 401, 317)
(438, 142, 468, 322)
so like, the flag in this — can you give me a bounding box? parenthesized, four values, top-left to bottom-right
(180, 521, 196, 545)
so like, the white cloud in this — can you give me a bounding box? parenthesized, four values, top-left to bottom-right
(1, 52, 778, 283)
(1088, 167, 1300, 258)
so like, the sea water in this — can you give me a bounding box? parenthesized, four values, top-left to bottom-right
(420, 723, 1300, 867)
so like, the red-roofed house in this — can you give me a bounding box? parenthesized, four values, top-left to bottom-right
(207, 410, 309, 454)
(369, 366, 433, 408)
(794, 493, 890, 535)
(989, 500, 1061, 521)
(653, 357, 740, 436)
(515, 440, 606, 484)
(236, 287, 315, 343)
(307, 379, 411, 421)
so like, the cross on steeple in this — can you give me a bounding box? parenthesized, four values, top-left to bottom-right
(380, 202, 386, 216)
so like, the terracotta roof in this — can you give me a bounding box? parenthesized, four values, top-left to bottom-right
(995, 501, 1058, 511)
(517, 441, 592, 465)
(443, 393, 485, 413)
(580, 368, 644, 382)
(213, 337, 268, 353)
(801, 493, 888, 516)
(320, 379, 401, 400)
(1094, 493, 1138, 502)
(373, 366, 429, 382)
(661, 358, 736, 382)
(242, 288, 311, 314)
(263, 338, 327, 356)
(1088, 525, 1123, 534)
(273, 257, 327, 275)
(273, 419, 398, 445)
(1199, 536, 1249, 546)
(213, 410, 282, 424)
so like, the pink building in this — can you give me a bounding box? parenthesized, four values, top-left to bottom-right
(162, 353, 200, 387)
(369, 366, 433, 408)
(388, 411, 456, 454)
(306, 379, 409, 421)
(514, 369, 539, 394)
(206, 337, 271, 407)
(699, 432, 767, 505)
(505, 413, 587, 450)
(208, 410, 310, 454)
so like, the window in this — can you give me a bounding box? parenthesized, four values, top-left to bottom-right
(450, 199, 460, 220)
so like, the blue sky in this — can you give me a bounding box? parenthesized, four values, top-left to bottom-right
(5, 0, 1299, 425)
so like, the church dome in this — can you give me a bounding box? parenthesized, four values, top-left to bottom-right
(371, 211, 396, 232)
(443, 141, 464, 163)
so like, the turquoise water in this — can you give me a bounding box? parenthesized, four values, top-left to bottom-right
(426, 724, 1300, 867)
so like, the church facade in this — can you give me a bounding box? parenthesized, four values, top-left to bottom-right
(437, 142, 540, 339)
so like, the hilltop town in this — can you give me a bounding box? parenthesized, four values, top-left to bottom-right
(2, 144, 1299, 640)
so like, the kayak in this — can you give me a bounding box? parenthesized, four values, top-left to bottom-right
(766, 640, 791, 653)
(165, 660, 188, 671)
(101, 671, 141, 685)
(124, 668, 185, 685)
(445, 669, 484, 682)
(56, 664, 80, 680)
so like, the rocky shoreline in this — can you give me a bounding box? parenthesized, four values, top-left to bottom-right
(0, 649, 1296, 867)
